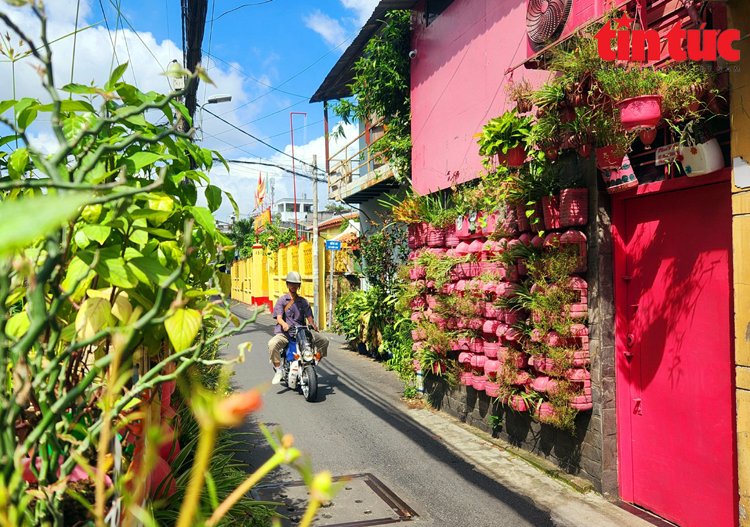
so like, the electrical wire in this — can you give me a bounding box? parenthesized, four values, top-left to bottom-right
(202, 106, 324, 174)
(209, 1, 273, 22)
(106, 0, 167, 74)
(69, 0, 81, 86)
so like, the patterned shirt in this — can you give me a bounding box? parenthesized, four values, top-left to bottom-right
(273, 293, 313, 335)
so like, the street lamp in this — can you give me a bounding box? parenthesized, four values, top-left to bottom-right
(197, 94, 232, 141)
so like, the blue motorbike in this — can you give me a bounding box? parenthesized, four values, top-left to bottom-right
(280, 325, 319, 402)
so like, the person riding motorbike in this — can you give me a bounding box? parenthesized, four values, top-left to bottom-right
(268, 271, 329, 384)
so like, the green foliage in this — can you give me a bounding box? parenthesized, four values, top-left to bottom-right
(228, 217, 296, 258)
(477, 111, 533, 157)
(595, 66, 663, 101)
(332, 11, 412, 183)
(360, 226, 408, 292)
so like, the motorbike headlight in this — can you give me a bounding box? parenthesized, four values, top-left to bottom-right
(302, 348, 314, 361)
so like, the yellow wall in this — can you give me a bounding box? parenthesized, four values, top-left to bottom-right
(730, 1, 750, 524)
(230, 241, 331, 330)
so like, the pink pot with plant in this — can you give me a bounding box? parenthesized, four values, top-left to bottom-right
(471, 374, 488, 391)
(481, 211, 500, 235)
(560, 229, 588, 273)
(485, 381, 501, 398)
(566, 368, 591, 381)
(426, 225, 446, 248)
(469, 338, 484, 354)
(532, 376, 551, 392)
(455, 216, 473, 240)
(483, 359, 501, 376)
(483, 319, 500, 335)
(515, 203, 530, 232)
(458, 352, 473, 365)
(602, 154, 638, 194)
(495, 324, 509, 340)
(411, 328, 427, 341)
(617, 94, 663, 131)
(542, 195, 561, 231)
(409, 296, 426, 310)
(443, 223, 460, 247)
(560, 188, 588, 227)
(509, 395, 528, 412)
(595, 145, 626, 170)
(571, 401, 593, 411)
(517, 259, 528, 276)
(535, 402, 557, 422)
(408, 266, 426, 280)
(570, 394, 592, 405)
(408, 222, 428, 249)
(470, 354, 486, 369)
(468, 239, 485, 254)
(504, 327, 523, 342)
(483, 341, 500, 358)
(505, 144, 527, 167)
(460, 371, 474, 386)
(504, 310, 523, 325)
(483, 303, 502, 319)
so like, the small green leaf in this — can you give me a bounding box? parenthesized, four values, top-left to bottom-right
(189, 206, 217, 237)
(130, 229, 149, 246)
(62, 255, 96, 302)
(164, 308, 202, 352)
(8, 148, 29, 179)
(75, 297, 113, 340)
(100, 257, 138, 288)
(205, 185, 222, 212)
(225, 190, 240, 219)
(128, 256, 172, 286)
(81, 224, 111, 245)
(126, 151, 163, 173)
(0, 192, 91, 257)
(106, 62, 129, 90)
(6, 311, 29, 340)
(61, 83, 99, 95)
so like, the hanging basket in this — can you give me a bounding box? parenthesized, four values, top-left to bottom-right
(408, 222, 427, 249)
(595, 145, 626, 170)
(617, 95, 663, 131)
(506, 145, 527, 167)
(602, 154, 638, 194)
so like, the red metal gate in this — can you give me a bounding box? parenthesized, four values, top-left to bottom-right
(613, 176, 736, 527)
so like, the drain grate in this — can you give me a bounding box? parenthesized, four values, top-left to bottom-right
(253, 473, 417, 526)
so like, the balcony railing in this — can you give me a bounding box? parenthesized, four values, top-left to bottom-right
(328, 118, 394, 201)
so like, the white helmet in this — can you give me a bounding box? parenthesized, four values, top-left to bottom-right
(286, 271, 302, 284)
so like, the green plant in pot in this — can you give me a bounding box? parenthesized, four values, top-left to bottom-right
(529, 112, 563, 162)
(506, 78, 534, 114)
(564, 107, 596, 158)
(659, 63, 712, 123)
(477, 111, 532, 167)
(595, 66, 664, 131)
(593, 111, 635, 169)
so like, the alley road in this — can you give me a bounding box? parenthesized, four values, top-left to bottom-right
(225, 305, 553, 527)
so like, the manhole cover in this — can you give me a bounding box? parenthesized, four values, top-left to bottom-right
(253, 473, 417, 526)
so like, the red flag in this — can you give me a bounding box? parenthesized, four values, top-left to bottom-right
(254, 173, 266, 209)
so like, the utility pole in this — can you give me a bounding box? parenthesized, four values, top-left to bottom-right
(312, 155, 320, 326)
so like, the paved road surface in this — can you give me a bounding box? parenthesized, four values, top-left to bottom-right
(226, 306, 553, 527)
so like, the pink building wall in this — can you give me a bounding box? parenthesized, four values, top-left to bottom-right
(410, 0, 550, 195)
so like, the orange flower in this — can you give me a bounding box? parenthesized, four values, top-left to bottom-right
(215, 389, 263, 427)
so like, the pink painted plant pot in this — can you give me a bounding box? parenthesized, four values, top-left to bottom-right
(460, 371, 474, 386)
(532, 376, 551, 392)
(560, 188, 588, 227)
(483, 359, 501, 376)
(457, 352, 473, 364)
(425, 225, 446, 247)
(472, 374, 488, 391)
(542, 194, 561, 231)
(603, 154, 639, 194)
(617, 94, 663, 131)
(444, 224, 460, 247)
(483, 341, 500, 358)
(509, 395, 528, 412)
(408, 222, 427, 249)
(595, 144, 626, 170)
(484, 381, 501, 398)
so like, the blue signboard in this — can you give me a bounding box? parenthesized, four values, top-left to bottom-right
(325, 240, 342, 251)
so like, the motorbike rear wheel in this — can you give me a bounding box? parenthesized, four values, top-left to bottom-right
(300, 365, 317, 402)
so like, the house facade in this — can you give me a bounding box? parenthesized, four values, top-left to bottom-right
(313, 0, 749, 525)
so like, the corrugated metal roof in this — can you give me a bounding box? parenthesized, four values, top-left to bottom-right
(309, 0, 418, 103)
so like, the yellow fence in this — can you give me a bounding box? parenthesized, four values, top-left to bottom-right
(231, 240, 329, 330)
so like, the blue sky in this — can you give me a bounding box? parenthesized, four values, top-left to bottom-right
(0, 0, 377, 220)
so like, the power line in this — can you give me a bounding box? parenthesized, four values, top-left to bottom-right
(217, 157, 325, 183)
(202, 106, 324, 174)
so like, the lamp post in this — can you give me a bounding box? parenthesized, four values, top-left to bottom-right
(197, 94, 232, 141)
(289, 111, 307, 242)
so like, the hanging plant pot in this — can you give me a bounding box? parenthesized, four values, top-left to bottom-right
(577, 143, 592, 159)
(535, 402, 557, 423)
(639, 127, 657, 149)
(444, 223, 460, 247)
(679, 138, 725, 177)
(516, 98, 533, 114)
(544, 146, 559, 161)
(484, 381, 501, 398)
(455, 216, 472, 240)
(617, 94, 663, 131)
(559, 188, 588, 227)
(541, 194, 561, 231)
(595, 145, 626, 170)
(506, 145, 527, 167)
(509, 395, 528, 412)
(515, 203, 530, 232)
(602, 154, 639, 194)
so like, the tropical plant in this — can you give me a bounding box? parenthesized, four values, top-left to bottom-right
(332, 10, 412, 183)
(505, 79, 534, 113)
(0, 5, 334, 525)
(477, 111, 533, 157)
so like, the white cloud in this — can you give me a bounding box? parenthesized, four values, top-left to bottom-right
(303, 10, 348, 48)
(340, 0, 378, 25)
(206, 121, 359, 222)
